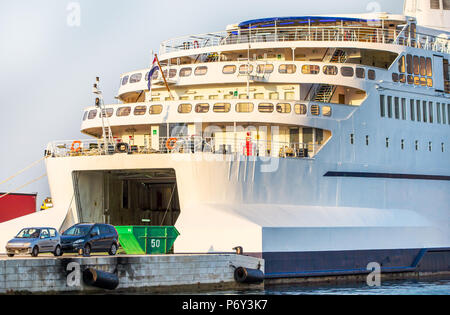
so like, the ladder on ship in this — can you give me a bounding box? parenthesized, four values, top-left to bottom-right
(323, 48, 348, 63)
(331, 49, 348, 63)
(306, 84, 336, 103)
(313, 84, 336, 103)
(93, 77, 114, 153)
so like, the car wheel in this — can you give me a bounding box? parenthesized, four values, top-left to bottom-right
(53, 245, 62, 257)
(7, 254, 14, 258)
(31, 246, 39, 257)
(109, 243, 117, 256)
(83, 244, 91, 257)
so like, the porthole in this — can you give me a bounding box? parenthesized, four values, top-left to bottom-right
(356, 68, 365, 79)
(322, 106, 332, 116)
(310, 105, 320, 116)
(149, 105, 163, 115)
(100, 108, 113, 118)
(294, 104, 307, 115)
(341, 67, 354, 77)
(129, 73, 142, 83)
(194, 66, 208, 76)
(257, 64, 274, 74)
(180, 68, 192, 77)
(258, 103, 274, 113)
(236, 102, 254, 113)
(213, 103, 231, 113)
(88, 110, 97, 120)
(239, 64, 253, 74)
(163, 69, 177, 78)
(117, 107, 131, 117)
(301, 65, 320, 74)
(392, 73, 399, 82)
(276, 103, 291, 114)
(323, 66, 338, 75)
(222, 65, 236, 74)
(178, 103, 192, 113)
(195, 103, 210, 113)
(134, 106, 147, 116)
(279, 64, 296, 74)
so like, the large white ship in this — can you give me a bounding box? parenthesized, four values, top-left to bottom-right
(1, 0, 449, 279)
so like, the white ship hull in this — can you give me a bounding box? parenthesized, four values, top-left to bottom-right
(2, 149, 448, 277)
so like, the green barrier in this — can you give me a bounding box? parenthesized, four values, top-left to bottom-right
(115, 226, 180, 255)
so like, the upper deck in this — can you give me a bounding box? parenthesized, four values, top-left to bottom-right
(49, 11, 450, 167)
(159, 15, 450, 58)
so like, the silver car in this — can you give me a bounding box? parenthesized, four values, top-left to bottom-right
(5, 227, 62, 257)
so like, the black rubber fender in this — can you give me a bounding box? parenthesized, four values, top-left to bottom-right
(83, 268, 119, 290)
(234, 267, 264, 284)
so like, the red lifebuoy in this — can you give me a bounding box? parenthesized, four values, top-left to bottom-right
(166, 138, 178, 150)
(71, 141, 82, 153)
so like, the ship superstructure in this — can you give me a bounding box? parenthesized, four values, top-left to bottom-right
(1, 1, 449, 279)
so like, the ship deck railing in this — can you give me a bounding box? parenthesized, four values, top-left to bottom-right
(159, 25, 450, 55)
(46, 137, 321, 160)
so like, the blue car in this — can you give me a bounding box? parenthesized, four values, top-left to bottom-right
(61, 223, 119, 257)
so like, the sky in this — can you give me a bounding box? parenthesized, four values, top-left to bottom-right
(0, 0, 404, 206)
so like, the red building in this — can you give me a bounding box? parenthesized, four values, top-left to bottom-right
(0, 193, 37, 223)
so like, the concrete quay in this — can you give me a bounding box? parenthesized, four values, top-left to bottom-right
(0, 254, 264, 294)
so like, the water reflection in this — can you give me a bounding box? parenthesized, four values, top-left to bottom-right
(185, 278, 450, 295)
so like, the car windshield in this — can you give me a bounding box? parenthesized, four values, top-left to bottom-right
(16, 228, 41, 239)
(63, 225, 92, 236)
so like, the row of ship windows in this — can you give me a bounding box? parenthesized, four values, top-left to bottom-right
(154, 91, 295, 102)
(392, 73, 433, 87)
(380, 95, 450, 125)
(350, 133, 446, 153)
(83, 103, 333, 120)
(121, 64, 376, 85)
(394, 54, 435, 87)
(398, 55, 433, 77)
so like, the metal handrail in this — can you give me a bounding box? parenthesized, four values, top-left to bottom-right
(47, 137, 320, 159)
(159, 25, 450, 55)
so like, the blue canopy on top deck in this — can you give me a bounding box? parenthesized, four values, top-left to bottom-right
(238, 16, 380, 29)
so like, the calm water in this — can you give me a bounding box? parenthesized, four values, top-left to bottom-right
(189, 278, 450, 295)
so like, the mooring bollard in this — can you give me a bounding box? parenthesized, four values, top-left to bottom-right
(83, 268, 119, 290)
